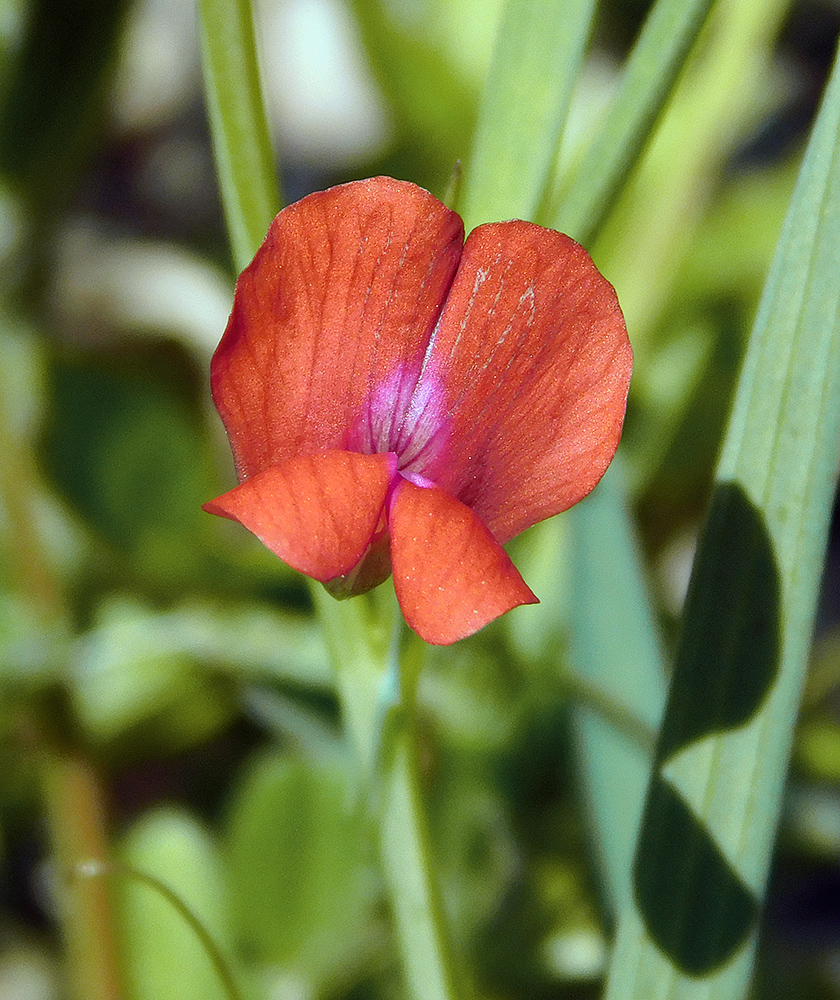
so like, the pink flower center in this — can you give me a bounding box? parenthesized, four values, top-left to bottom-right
(347, 364, 450, 479)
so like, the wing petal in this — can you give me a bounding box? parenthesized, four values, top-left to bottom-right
(388, 479, 537, 645)
(204, 451, 396, 582)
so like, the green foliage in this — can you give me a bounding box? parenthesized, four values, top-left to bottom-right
(44, 356, 209, 555)
(0, 0, 129, 209)
(457, 0, 596, 230)
(117, 809, 232, 1000)
(348, 0, 483, 189)
(197, 0, 279, 268)
(0, 0, 838, 999)
(224, 751, 380, 986)
(606, 35, 840, 1000)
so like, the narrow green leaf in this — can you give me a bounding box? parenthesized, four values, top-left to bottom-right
(197, 0, 280, 271)
(348, 0, 479, 182)
(561, 0, 786, 932)
(546, 0, 715, 244)
(584, 0, 792, 344)
(567, 456, 667, 918)
(457, 0, 597, 230)
(606, 39, 840, 1000)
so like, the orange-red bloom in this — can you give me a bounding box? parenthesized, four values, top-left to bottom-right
(204, 177, 631, 645)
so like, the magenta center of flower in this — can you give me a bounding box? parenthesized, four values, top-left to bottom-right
(347, 363, 450, 480)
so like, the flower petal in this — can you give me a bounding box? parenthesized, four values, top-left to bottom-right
(388, 479, 537, 645)
(211, 177, 464, 480)
(203, 451, 396, 581)
(415, 221, 632, 543)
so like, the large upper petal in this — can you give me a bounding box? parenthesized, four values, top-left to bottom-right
(409, 221, 632, 543)
(388, 479, 537, 645)
(203, 450, 396, 582)
(211, 177, 464, 480)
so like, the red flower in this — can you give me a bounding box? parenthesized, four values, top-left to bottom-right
(204, 177, 631, 645)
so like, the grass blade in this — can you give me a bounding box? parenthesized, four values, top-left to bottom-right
(197, 0, 280, 270)
(567, 456, 667, 917)
(546, 0, 716, 244)
(457, 0, 597, 230)
(605, 39, 840, 1000)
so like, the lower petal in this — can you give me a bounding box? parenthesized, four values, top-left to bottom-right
(388, 479, 537, 645)
(203, 450, 396, 582)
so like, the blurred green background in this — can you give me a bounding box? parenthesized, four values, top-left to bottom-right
(0, 0, 839, 997)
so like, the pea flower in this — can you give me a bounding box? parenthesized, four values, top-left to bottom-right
(204, 177, 631, 645)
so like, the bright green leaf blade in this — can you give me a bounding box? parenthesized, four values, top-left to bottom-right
(457, 0, 596, 230)
(117, 809, 232, 1000)
(605, 39, 840, 1000)
(225, 752, 378, 982)
(546, 0, 715, 244)
(197, 0, 280, 270)
(567, 456, 667, 917)
(558, 0, 781, 933)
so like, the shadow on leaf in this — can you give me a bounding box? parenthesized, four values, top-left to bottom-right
(660, 480, 781, 761)
(633, 481, 780, 974)
(634, 776, 758, 975)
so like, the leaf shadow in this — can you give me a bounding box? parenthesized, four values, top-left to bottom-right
(633, 481, 781, 975)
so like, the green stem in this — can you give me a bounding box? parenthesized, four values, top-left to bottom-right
(197, 0, 280, 270)
(379, 728, 461, 1000)
(41, 750, 123, 1000)
(312, 587, 388, 777)
(313, 585, 461, 1000)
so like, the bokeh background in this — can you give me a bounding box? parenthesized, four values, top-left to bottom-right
(1, 0, 840, 997)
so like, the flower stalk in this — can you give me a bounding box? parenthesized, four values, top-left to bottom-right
(379, 727, 462, 1000)
(313, 586, 462, 1000)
